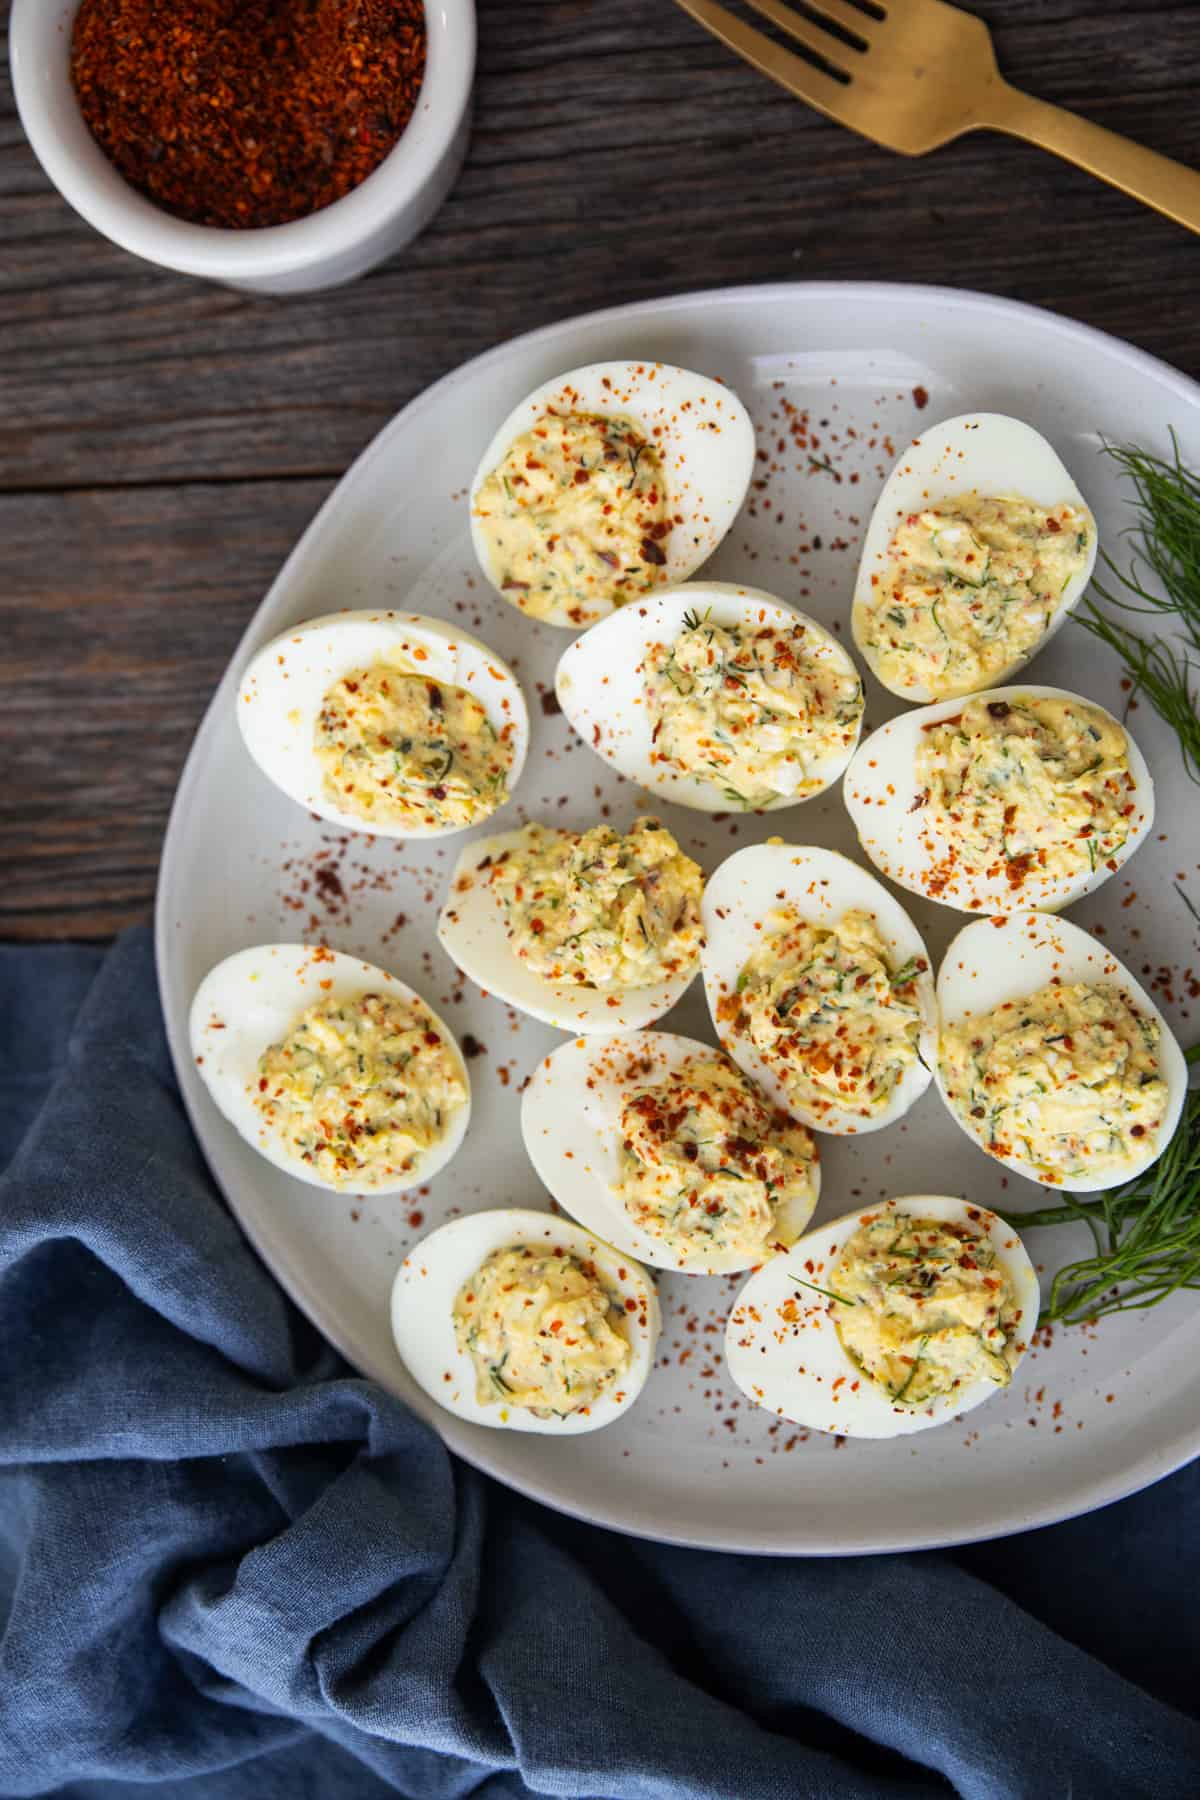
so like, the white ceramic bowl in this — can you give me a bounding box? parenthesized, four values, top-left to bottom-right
(9, 0, 475, 294)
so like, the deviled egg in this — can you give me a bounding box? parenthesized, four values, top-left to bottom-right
(555, 582, 864, 813)
(851, 414, 1098, 701)
(936, 912, 1187, 1190)
(521, 1030, 820, 1274)
(189, 943, 470, 1193)
(469, 361, 755, 629)
(390, 1208, 660, 1434)
(725, 1194, 1039, 1438)
(237, 611, 529, 837)
(844, 685, 1154, 914)
(701, 844, 937, 1134)
(437, 816, 704, 1032)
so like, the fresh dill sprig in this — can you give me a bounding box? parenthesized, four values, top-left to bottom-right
(1075, 436, 1200, 783)
(1003, 1049, 1200, 1326)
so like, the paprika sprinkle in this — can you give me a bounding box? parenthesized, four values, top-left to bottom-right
(70, 0, 428, 231)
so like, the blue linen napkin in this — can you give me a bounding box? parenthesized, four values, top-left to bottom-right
(1, 929, 1198, 1800)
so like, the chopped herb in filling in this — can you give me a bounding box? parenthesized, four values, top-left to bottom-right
(613, 1053, 817, 1259)
(488, 817, 704, 991)
(316, 663, 514, 830)
(939, 980, 1167, 1181)
(644, 613, 863, 808)
(831, 1214, 1021, 1406)
(862, 493, 1094, 697)
(717, 908, 926, 1119)
(453, 1245, 630, 1416)
(474, 410, 669, 624)
(255, 990, 466, 1187)
(914, 693, 1134, 895)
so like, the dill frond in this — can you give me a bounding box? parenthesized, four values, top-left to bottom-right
(1075, 436, 1200, 782)
(1005, 1058, 1200, 1326)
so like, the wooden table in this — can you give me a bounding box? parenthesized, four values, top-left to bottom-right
(3, 0, 1198, 941)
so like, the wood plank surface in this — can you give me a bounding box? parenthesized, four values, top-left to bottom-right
(2, 0, 1199, 937)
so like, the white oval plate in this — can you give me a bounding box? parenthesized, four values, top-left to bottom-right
(157, 284, 1200, 1556)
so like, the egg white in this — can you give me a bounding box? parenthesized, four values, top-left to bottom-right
(700, 844, 937, 1134)
(236, 610, 529, 837)
(554, 581, 864, 813)
(390, 1208, 660, 1434)
(724, 1194, 1040, 1439)
(188, 943, 470, 1194)
(436, 826, 702, 1034)
(851, 413, 1098, 702)
(843, 684, 1155, 914)
(936, 911, 1188, 1190)
(469, 361, 756, 628)
(520, 1029, 821, 1274)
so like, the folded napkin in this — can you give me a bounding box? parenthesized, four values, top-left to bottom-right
(1, 929, 1198, 1799)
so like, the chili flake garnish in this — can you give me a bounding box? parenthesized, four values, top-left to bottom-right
(71, 0, 427, 230)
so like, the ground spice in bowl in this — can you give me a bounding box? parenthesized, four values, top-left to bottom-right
(70, 0, 428, 230)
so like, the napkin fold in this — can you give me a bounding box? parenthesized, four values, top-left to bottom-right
(1, 929, 1198, 1799)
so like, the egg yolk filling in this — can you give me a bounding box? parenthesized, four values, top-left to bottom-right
(315, 664, 514, 830)
(487, 817, 704, 991)
(643, 613, 863, 808)
(913, 693, 1134, 898)
(718, 908, 926, 1120)
(832, 1215, 1022, 1407)
(255, 991, 466, 1187)
(613, 1054, 817, 1260)
(453, 1246, 630, 1416)
(474, 410, 669, 624)
(862, 493, 1094, 697)
(939, 980, 1167, 1182)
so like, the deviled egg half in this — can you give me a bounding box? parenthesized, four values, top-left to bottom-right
(469, 360, 755, 629)
(701, 844, 937, 1135)
(521, 1030, 820, 1274)
(390, 1208, 660, 1434)
(555, 582, 864, 813)
(851, 414, 1098, 702)
(237, 611, 529, 838)
(437, 816, 705, 1032)
(844, 684, 1154, 914)
(936, 912, 1187, 1191)
(189, 944, 470, 1193)
(725, 1195, 1039, 1439)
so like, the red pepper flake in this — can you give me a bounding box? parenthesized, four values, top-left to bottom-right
(70, 0, 428, 231)
(912, 385, 929, 410)
(314, 866, 345, 907)
(540, 690, 563, 718)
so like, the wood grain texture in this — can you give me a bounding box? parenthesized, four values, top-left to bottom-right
(2, 0, 1199, 937)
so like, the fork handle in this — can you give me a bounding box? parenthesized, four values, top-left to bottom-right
(983, 82, 1200, 236)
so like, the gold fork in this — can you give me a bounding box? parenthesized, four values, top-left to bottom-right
(673, 0, 1200, 235)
